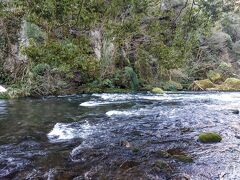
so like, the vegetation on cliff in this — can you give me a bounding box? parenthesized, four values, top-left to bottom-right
(0, 0, 240, 97)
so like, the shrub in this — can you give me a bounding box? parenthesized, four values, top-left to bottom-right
(124, 67, 139, 91)
(32, 63, 51, 76)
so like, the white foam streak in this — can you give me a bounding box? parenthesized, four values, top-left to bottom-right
(106, 110, 139, 116)
(47, 122, 93, 143)
(0, 86, 7, 93)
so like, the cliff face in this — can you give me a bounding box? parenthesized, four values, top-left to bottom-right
(1, 1, 240, 95)
(0, 12, 28, 83)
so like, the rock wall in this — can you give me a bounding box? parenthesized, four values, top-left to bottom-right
(0, 13, 28, 81)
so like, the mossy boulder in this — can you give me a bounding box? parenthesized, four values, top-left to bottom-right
(207, 71, 221, 83)
(190, 79, 216, 91)
(152, 87, 164, 94)
(163, 81, 183, 91)
(216, 78, 240, 91)
(217, 62, 234, 79)
(173, 155, 193, 163)
(198, 132, 222, 143)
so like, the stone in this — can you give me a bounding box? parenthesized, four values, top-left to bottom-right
(216, 78, 240, 91)
(152, 87, 164, 94)
(173, 155, 193, 163)
(120, 160, 140, 170)
(190, 79, 216, 91)
(198, 132, 222, 143)
(163, 81, 183, 91)
(231, 109, 239, 114)
(207, 71, 221, 83)
(154, 160, 172, 172)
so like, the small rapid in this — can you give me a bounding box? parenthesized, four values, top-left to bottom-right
(0, 92, 240, 179)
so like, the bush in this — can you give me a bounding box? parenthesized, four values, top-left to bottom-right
(101, 79, 114, 88)
(23, 39, 99, 85)
(124, 67, 139, 91)
(32, 63, 51, 76)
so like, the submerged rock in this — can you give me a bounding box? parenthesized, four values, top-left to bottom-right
(155, 150, 171, 158)
(154, 160, 172, 172)
(173, 155, 193, 163)
(190, 79, 215, 91)
(231, 109, 240, 114)
(120, 140, 132, 148)
(152, 87, 164, 94)
(198, 132, 222, 143)
(120, 160, 140, 170)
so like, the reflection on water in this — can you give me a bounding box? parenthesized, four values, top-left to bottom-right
(0, 92, 240, 179)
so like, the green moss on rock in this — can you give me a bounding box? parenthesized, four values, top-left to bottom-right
(163, 81, 183, 91)
(190, 79, 216, 91)
(152, 87, 164, 94)
(173, 155, 194, 163)
(216, 78, 240, 91)
(207, 71, 221, 83)
(198, 132, 222, 143)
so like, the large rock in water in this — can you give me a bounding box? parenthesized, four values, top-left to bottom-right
(190, 79, 215, 91)
(0, 86, 7, 93)
(198, 132, 222, 143)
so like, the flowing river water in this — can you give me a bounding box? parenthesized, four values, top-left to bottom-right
(0, 92, 240, 179)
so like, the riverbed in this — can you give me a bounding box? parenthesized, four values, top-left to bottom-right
(0, 92, 240, 179)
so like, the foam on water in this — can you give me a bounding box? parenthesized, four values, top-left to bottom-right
(93, 93, 168, 101)
(79, 101, 125, 107)
(106, 110, 139, 117)
(0, 86, 7, 93)
(99, 92, 240, 102)
(48, 121, 94, 143)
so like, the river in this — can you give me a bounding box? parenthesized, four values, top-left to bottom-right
(0, 92, 240, 179)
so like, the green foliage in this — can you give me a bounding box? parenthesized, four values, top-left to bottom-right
(24, 39, 99, 84)
(32, 63, 51, 76)
(25, 22, 46, 42)
(0, 66, 13, 84)
(101, 79, 114, 88)
(124, 67, 139, 91)
(0, 0, 236, 97)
